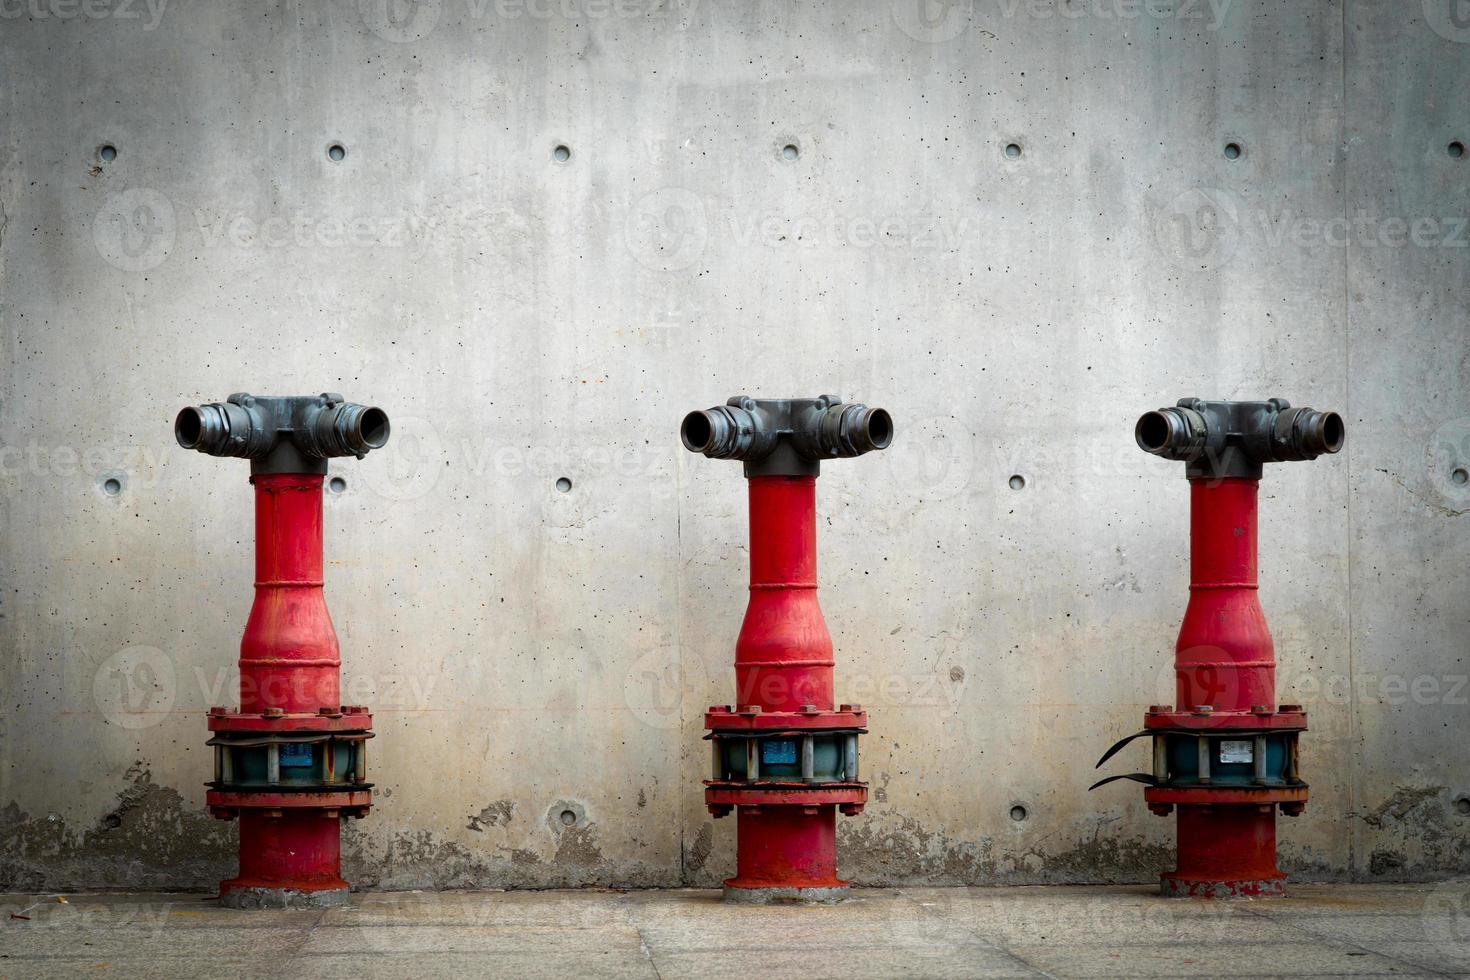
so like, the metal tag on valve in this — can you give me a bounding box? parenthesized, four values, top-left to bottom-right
(1219, 740, 1254, 764)
(760, 740, 797, 765)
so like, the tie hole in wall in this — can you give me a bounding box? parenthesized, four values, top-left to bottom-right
(553, 144, 571, 163)
(1009, 804, 1028, 822)
(1005, 142, 1022, 159)
(549, 800, 586, 830)
(1008, 474, 1026, 491)
(1224, 141, 1243, 160)
(98, 144, 117, 163)
(100, 475, 123, 496)
(328, 476, 348, 494)
(1455, 796, 1470, 816)
(781, 143, 800, 161)
(327, 143, 346, 163)
(555, 477, 572, 493)
(1449, 141, 1466, 159)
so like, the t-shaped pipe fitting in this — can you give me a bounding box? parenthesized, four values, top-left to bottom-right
(1135, 398, 1343, 479)
(681, 395, 893, 477)
(176, 393, 391, 475)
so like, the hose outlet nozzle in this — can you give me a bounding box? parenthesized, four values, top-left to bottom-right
(303, 399, 392, 459)
(681, 404, 776, 461)
(1135, 407, 1207, 462)
(1273, 407, 1345, 461)
(804, 403, 894, 458)
(174, 400, 271, 459)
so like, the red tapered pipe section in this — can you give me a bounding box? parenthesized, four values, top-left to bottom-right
(735, 476, 833, 712)
(1176, 478, 1273, 713)
(727, 475, 841, 891)
(241, 474, 339, 714)
(1165, 476, 1283, 893)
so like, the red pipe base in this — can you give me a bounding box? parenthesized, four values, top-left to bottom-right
(1161, 804, 1285, 899)
(723, 805, 848, 903)
(219, 811, 351, 909)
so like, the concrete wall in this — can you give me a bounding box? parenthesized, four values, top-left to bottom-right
(1, 0, 1467, 891)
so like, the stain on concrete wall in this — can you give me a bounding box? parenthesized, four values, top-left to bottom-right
(0, 1, 1466, 890)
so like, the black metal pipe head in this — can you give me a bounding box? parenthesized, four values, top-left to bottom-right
(680, 395, 893, 477)
(1135, 397, 1343, 480)
(175, 393, 391, 475)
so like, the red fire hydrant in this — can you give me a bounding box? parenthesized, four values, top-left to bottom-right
(681, 395, 893, 903)
(175, 393, 390, 908)
(1094, 398, 1343, 897)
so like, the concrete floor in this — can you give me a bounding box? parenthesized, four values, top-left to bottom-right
(2, 883, 1467, 978)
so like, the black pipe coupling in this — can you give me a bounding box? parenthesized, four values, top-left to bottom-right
(1135, 398, 1344, 479)
(681, 395, 893, 477)
(176, 393, 391, 475)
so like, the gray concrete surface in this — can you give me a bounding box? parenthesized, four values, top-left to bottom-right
(5, 883, 1470, 978)
(1, 0, 1468, 891)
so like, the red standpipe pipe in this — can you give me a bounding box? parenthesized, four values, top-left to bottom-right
(735, 477, 831, 713)
(1177, 479, 1274, 713)
(217, 473, 355, 901)
(1162, 477, 1284, 894)
(242, 474, 339, 714)
(727, 476, 843, 892)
